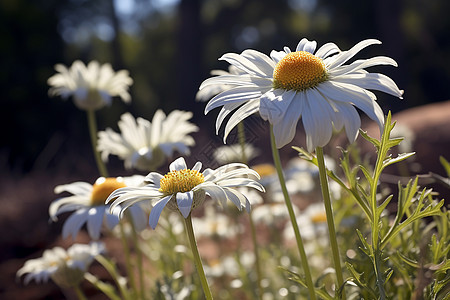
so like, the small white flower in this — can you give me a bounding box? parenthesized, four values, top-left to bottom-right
(107, 157, 265, 229)
(48, 60, 133, 111)
(213, 143, 260, 165)
(201, 38, 403, 151)
(49, 175, 147, 240)
(17, 242, 104, 287)
(97, 110, 198, 171)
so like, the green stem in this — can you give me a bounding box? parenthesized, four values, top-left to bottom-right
(84, 273, 122, 300)
(95, 254, 130, 300)
(237, 122, 248, 164)
(237, 121, 262, 299)
(184, 214, 213, 300)
(370, 151, 387, 300)
(249, 212, 263, 299)
(73, 284, 88, 300)
(119, 223, 138, 298)
(87, 109, 108, 177)
(129, 216, 145, 299)
(269, 125, 316, 300)
(315, 147, 345, 298)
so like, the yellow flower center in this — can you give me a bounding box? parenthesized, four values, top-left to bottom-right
(273, 51, 327, 91)
(90, 177, 126, 206)
(311, 211, 327, 223)
(251, 163, 276, 177)
(159, 169, 205, 194)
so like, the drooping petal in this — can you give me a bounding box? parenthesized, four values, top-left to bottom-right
(86, 207, 105, 240)
(128, 204, 148, 231)
(176, 191, 194, 218)
(223, 99, 260, 143)
(330, 101, 361, 143)
(318, 81, 385, 130)
(333, 72, 404, 98)
(205, 85, 262, 114)
(198, 183, 229, 207)
(215, 101, 245, 134)
(259, 89, 294, 124)
(302, 89, 334, 151)
(271, 92, 305, 148)
(62, 209, 89, 239)
(149, 195, 172, 229)
(105, 206, 121, 229)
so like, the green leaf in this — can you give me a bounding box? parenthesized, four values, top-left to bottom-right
(345, 262, 378, 299)
(84, 273, 122, 300)
(280, 267, 334, 300)
(382, 152, 416, 169)
(377, 195, 394, 217)
(359, 165, 373, 186)
(439, 156, 450, 178)
(430, 271, 450, 300)
(359, 129, 380, 151)
(396, 251, 420, 268)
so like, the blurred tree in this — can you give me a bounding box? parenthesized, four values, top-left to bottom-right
(0, 0, 66, 171)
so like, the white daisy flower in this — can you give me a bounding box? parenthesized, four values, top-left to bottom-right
(48, 60, 133, 111)
(17, 242, 104, 287)
(195, 65, 246, 102)
(200, 38, 403, 151)
(107, 157, 265, 229)
(97, 110, 199, 171)
(213, 143, 260, 165)
(49, 175, 147, 240)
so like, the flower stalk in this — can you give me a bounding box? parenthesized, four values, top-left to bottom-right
(87, 109, 109, 177)
(74, 284, 88, 300)
(270, 125, 316, 300)
(315, 146, 345, 298)
(238, 121, 263, 299)
(184, 214, 213, 300)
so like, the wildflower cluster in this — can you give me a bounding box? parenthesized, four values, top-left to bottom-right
(16, 36, 449, 300)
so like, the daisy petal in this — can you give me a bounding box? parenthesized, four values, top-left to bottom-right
(170, 157, 188, 171)
(205, 86, 262, 114)
(271, 91, 304, 148)
(296, 38, 317, 53)
(319, 81, 385, 129)
(223, 99, 260, 143)
(315, 42, 341, 59)
(259, 89, 294, 124)
(327, 39, 381, 69)
(302, 89, 334, 151)
(87, 207, 105, 240)
(176, 191, 194, 218)
(62, 209, 89, 239)
(149, 195, 172, 229)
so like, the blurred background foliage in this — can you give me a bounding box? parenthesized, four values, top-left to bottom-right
(1, 0, 449, 173)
